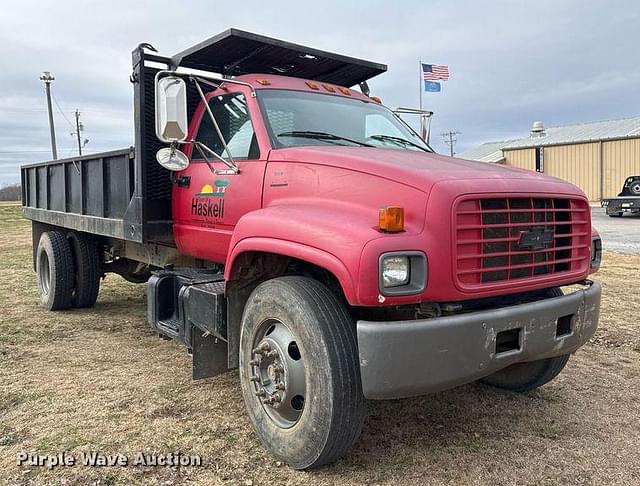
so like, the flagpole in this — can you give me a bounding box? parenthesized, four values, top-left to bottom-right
(418, 60, 423, 136)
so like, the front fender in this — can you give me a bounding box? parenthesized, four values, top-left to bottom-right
(226, 237, 357, 302)
(225, 203, 384, 305)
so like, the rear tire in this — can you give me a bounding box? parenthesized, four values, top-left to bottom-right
(608, 212, 623, 218)
(630, 181, 640, 196)
(67, 231, 101, 308)
(36, 231, 74, 311)
(480, 287, 570, 392)
(239, 276, 365, 469)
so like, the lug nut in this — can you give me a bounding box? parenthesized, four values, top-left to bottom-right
(271, 393, 281, 403)
(259, 342, 271, 352)
(275, 383, 285, 391)
(249, 359, 260, 366)
(252, 347, 263, 355)
(255, 389, 266, 397)
(250, 375, 261, 383)
(262, 398, 273, 405)
(266, 350, 278, 359)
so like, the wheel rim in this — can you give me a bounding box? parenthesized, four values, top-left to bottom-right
(248, 318, 306, 429)
(39, 251, 51, 296)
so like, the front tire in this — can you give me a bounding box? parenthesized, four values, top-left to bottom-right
(480, 354, 570, 393)
(480, 287, 570, 392)
(36, 231, 74, 311)
(239, 276, 365, 469)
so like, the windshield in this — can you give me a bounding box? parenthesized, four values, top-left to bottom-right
(257, 89, 432, 152)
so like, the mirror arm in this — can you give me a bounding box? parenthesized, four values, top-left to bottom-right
(190, 140, 239, 175)
(190, 76, 238, 173)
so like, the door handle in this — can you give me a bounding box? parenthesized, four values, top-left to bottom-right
(174, 175, 191, 187)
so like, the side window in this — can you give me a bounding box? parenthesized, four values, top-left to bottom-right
(192, 93, 258, 160)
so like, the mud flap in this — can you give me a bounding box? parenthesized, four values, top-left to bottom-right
(192, 326, 228, 380)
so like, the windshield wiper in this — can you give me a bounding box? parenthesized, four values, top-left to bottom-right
(368, 134, 431, 153)
(277, 130, 374, 147)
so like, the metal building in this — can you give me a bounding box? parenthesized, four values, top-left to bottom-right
(459, 117, 640, 201)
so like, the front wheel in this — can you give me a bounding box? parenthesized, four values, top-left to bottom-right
(481, 287, 570, 392)
(480, 354, 570, 392)
(239, 276, 365, 469)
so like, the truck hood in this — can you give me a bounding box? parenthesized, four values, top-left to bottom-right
(268, 146, 581, 195)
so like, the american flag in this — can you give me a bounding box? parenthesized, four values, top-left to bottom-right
(422, 63, 449, 81)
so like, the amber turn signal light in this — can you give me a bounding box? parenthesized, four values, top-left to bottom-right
(379, 207, 404, 232)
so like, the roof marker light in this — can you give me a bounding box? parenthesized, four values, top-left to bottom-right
(255, 79, 271, 85)
(338, 87, 351, 95)
(322, 83, 336, 93)
(305, 81, 320, 90)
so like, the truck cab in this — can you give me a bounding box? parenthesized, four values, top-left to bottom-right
(22, 29, 602, 470)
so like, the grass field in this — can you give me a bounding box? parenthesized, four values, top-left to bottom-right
(1, 202, 639, 485)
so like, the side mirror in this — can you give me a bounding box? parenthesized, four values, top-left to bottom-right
(156, 147, 189, 171)
(155, 76, 188, 143)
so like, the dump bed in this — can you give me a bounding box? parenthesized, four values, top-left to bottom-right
(20, 148, 148, 241)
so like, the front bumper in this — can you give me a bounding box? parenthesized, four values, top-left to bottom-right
(357, 281, 601, 399)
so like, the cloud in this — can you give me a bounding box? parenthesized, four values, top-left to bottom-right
(1, 0, 638, 184)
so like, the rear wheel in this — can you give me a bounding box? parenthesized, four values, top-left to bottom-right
(67, 231, 101, 308)
(36, 231, 74, 310)
(608, 212, 623, 218)
(630, 180, 640, 196)
(239, 276, 365, 469)
(480, 287, 570, 392)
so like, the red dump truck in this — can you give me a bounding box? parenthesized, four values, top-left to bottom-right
(21, 29, 602, 469)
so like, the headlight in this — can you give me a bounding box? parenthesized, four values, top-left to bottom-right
(378, 252, 427, 295)
(381, 255, 410, 287)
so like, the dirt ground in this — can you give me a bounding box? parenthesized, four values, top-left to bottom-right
(1, 202, 639, 485)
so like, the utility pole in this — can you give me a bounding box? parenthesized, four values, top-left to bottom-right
(441, 130, 460, 157)
(74, 109, 83, 156)
(40, 72, 57, 160)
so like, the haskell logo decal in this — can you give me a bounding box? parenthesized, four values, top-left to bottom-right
(192, 179, 228, 220)
(196, 179, 228, 197)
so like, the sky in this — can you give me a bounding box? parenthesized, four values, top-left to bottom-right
(1, 0, 639, 185)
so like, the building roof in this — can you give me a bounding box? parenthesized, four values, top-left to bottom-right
(457, 140, 516, 162)
(502, 116, 640, 150)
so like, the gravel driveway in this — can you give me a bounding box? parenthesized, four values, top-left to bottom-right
(591, 206, 640, 255)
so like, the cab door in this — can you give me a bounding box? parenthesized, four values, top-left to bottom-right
(172, 87, 267, 263)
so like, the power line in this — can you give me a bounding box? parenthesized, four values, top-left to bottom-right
(0, 150, 61, 153)
(50, 90, 76, 130)
(1, 106, 130, 115)
(0, 108, 48, 113)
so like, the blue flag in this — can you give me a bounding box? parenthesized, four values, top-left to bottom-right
(424, 80, 441, 92)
